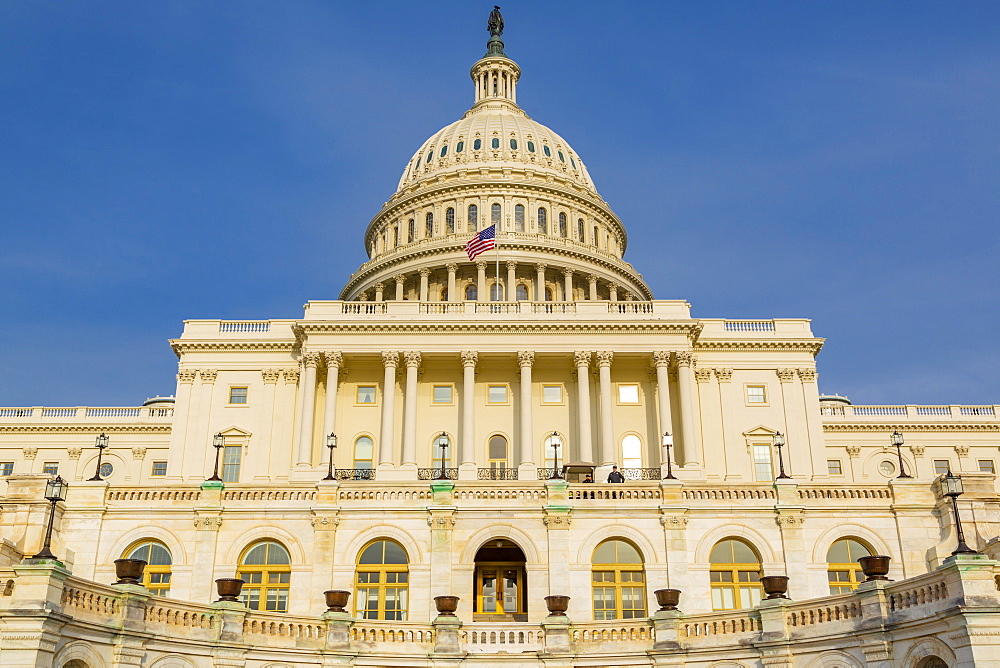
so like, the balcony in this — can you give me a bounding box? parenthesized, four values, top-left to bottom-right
(820, 404, 999, 421)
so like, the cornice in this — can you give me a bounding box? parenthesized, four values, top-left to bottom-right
(170, 340, 297, 358)
(294, 322, 701, 336)
(693, 340, 825, 355)
(0, 425, 172, 434)
(823, 423, 1000, 433)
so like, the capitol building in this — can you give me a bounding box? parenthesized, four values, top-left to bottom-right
(2, 9, 1000, 668)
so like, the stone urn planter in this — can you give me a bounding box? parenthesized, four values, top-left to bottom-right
(545, 595, 570, 616)
(324, 589, 351, 612)
(858, 555, 892, 582)
(434, 595, 460, 616)
(654, 588, 681, 611)
(760, 575, 790, 599)
(215, 578, 245, 602)
(113, 558, 147, 585)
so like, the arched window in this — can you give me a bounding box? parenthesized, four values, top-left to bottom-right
(558, 150, 565, 163)
(916, 658, 948, 668)
(490, 282, 504, 301)
(592, 539, 646, 620)
(514, 204, 525, 232)
(491, 203, 501, 227)
(407, 220, 415, 243)
(491, 137, 500, 149)
(468, 204, 478, 232)
(545, 287, 554, 302)
(515, 284, 528, 301)
(577, 219, 585, 241)
(621, 435, 643, 470)
(439, 287, 448, 301)
(456, 141, 464, 153)
(425, 212, 433, 238)
(558, 212, 567, 237)
(509, 138, 517, 150)
(465, 284, 478, 300)
(489, 435, 508, 470)
(709, 539, 762, 610)
(432, 434, 452, 470)
(543, 145, 551, 157)
(827, 538, 873, 594)
(445, 207, 455, 234)
(527, 140, 535, 152)
(537, 208, 548, 234)
(238, 541, 291, 612)
(356, 540, 409, 620)
(440, 145, 448, 157)
(473, 138, 482, 151)
(354, 436, 374, 470)
(124, 540, 172, 596)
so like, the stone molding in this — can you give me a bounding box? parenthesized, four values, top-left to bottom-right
(177, 369, 198, 383)
(300, 352, 322, 369)
(573, 351, 592, 367)
(595, 351, 613, 367)
(652, 351, 671, 367)
(714, 368, 733, 382)
(382, 352, 400, 368)
(261, 369, 281, 383)
(404, 351, 422, 368)
(282, 368, 300, 383)
(517, 351, 534, 367)
(199, 370, 218, 382)
(461, 351, 478, 367)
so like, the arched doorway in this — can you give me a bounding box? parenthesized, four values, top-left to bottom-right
(474, 538, 527, 621)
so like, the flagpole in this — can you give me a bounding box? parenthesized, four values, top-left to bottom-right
(495, 226, 501, 301)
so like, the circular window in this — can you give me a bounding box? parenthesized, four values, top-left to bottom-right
(99, 462, 114, 478)
(878, 460, 896, 477)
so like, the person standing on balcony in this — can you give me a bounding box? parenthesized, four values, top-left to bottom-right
(607, 465, 625, 483)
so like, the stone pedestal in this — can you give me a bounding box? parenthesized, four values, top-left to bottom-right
(541, 614, 572, 654)
(210, 600, 247, 644)
(651, 609, 682, 651)
(432, 614, 464, 656)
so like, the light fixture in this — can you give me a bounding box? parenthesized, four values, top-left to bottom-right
(323, 433, 338, 481)
(207, 433, 225, 482)
(773, 432, 791, 480)
(32, 475, 68, 560)
(548, 432, 562, 479)
(87, 433, 110, 482)
(662, 432, 676, 480)
(942, 470, 978, 555)
(890, 431, 911, 478)
(435, 432, 450, 480)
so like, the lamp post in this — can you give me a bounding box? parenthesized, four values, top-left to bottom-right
(548, 432, 562, 479)
(207, 433, 225, 482)
(662, 432, 676, 480)
(890, 430, 912, 478)
(323, 433, 337, 481)
(773, 432, 791, 480)
(942, 471, 979, 555)
(87, 433, 110, 481)
(31, 475, 68, 560)
(435, 433, 450, 480)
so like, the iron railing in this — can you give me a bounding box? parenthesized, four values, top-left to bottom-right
(478, 468, 519, 480)
(335, 469, 376, 481)
(622, 468, 661, 480)
(418, 468, 459, 480)
(536, 468, 563, 480)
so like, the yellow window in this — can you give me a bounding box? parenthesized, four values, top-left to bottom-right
(124, 540, 172, 596)
(591, 539, 646, 620)
(237, 541, 291, 612)
(709, 539, 762, 610)
(826, 538, 872, 595)
(356, 540, 409, 620)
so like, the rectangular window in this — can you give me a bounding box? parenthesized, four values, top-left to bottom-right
(228, 386, 248, 404)
(979, 460, 995, 474)
(0, 462, 13, 476)
(933, 459, 951, 476)
(752, 445, 772, 482)
(356, 385, 377, 405)
(617, 384, 640, 404)
(222, 445, 242, 483)
(432, 385, 454, 404)
(487, 385, 509, 404)
(827, 460, 843, 475)
(746, 385, 767, 405)
(43, 462, 59, 476)
(151, 461, 167, 477)
(542, 385, 563, 404)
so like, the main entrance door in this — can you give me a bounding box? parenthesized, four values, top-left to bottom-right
(473, 539, 527, 621)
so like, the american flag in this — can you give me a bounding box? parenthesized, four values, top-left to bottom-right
(465, 225, 496, 260)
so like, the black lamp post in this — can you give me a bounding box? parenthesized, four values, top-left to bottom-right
(207, 433, 225, 481)
(662, 432, 676, 480)
(32, 475, 68, 560)
(891, 431, 912, 478)
(942, 471, 979, 555)
(773, 432, 791, 480)
(435, 433, 450, 480)
(87, 433, 110, 481)
(548, 432, 562, 479)
(323, 433, 338, 481)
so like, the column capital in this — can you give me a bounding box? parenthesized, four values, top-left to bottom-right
(446, 263, 459, 272)
(323, 351, 343, 369)
(595, 351, 614, 367)
(587, 274, 598, 283)
(404, 351, 422, 368)
(574, 351, 592, 368)
(695, 368, 712, 383)
(714, 368, 733, 382)
(776, 368, 796, 382)
(177, 369, 198, 383)
(461, 351, 478, 367)
(674, 351, 695, 367)
(419, 268, 430, 278)
(394, 274, 406, 284)
(382, 351, 400, 368)
(506, 260, 518, 270)
(283, 368, 301, 383)
(300, 352, 322, 369)
(261, 369, 281, 383)
(475, 260, 488, 271)
(199, 369, 218, 382)
(535, 263, 547, 271)
(374, 282, 384, 291)
(517, 351, 535, 367)
(562, 268, 574, 278)
(797, 368, 818, 382)
(652, 351, 671, 368)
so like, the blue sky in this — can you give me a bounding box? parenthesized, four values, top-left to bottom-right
(1, 1, 998, 406)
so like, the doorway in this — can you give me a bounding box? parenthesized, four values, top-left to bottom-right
(473, 539, 527, 621)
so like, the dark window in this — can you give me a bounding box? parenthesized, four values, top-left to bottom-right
(408, 220, 415, 243)
(537, 208, 548, 234)
(445, 208, 455, 234)
(558, 151, 565, 162)
(571, 156, 577, 168)
(491, 137, 500, 149)
(491, 203, 501, 226)
(514, 204, 525, 232)
(474, 138, 482, 150)
(425, 213, 433, 238)
(510, 138, 517, 150)
(527, 141, 535, 152)
(468, 204, 478, 231)
(456, 141, 464, 153)
(465, 284, 478, 300)
(577, 219, 585, 240)
(440, 145, 448, 157)
(558, 212, 567, 237)
(543, 145, 551, 157)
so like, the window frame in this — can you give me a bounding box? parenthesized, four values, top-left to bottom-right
(0, 462, 13, 476)
(124, 540, 173, 596)
(221, 444, 242, 483)
(356, 385, 378, 406)
(237, 540, 291, 613)
(616, 383, 641, 405)
(228, 386, 249, 405)
(827, 459, 843, 476)
(933, 459, 951, 476)
(42, 462, 59, 476)
(826, 538, 872, 595)
(541, 384, 564, 405)
(151, 461, 168, 477)
(355, 540, 409, 621)
(709, 539, 763, 611)
(751, 443, 773, 482)
(486, 384, 510, 405)
(431, 384, 455, 406)
(591, 539, 647, 620)
(488, 434, 509, 470)
(978, 459, 995, 474)
(745, 384, 768, 406)
(353, 435, 375, 470)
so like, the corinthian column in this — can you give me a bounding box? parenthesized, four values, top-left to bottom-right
(563, 269, 574, 302)
(394, 274, 405, 300)
(506, 261, 517, 300)
(653, 351, 674, 465)
(518, 351, 535, 468)
(588, 274, 598, 300)
(536, 263, 547, 302)
(321, 352, 343, 465)
(460, 351, 478, 477)
(296, 352, 322, 466)
(596, 351, 615, 466)
(575, 351, 594, 464)
(446, 264, 458, 302)
(419, 269, 430, 302)
(401, 352, 421, 466)
(476, 261, 488, 301)
(374, 283, 384, 302)
(675, 352, 700, 467)
(379, 352, 399, 466)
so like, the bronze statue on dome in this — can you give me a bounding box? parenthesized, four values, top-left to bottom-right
(488, 6, 504, 36)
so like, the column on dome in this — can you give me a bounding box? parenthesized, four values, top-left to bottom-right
(675, 352, 701, 468)
(535, 264, 547, 302)
(394, 274, 405, 301)
(506, 261, 517, 300)
(296, 352, 322, 467)
(476, 261, 487, 302)
(588, 274, 598, 300)
(653, 352, 674, 467)
(574, 351, 594, 464)
(563, 269, 574, 302)
(321, 352, 343, 466)
(374, 283, 384, 302)
(517, 351, 535, 470)
(419, 269, 430, 302)
(609, 284, 619, 302)
(401, 352, 421, 466)
(447, 264, 458, 302)
(379, 352, 399, 466)
(596, 352, 615, 467)
(460, 351, 478, 478)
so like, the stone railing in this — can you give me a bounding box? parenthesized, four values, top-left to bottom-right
(299, 299, 691, 321)
(820, 404, 999, 420)
(218, 321, 270, 333)
(680, 608, 761, 640)
(0, 406, 174, 420)
(461, 624, 543, 653)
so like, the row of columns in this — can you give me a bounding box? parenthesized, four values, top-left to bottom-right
(294, 350, 703, 471)
(363, 263, 635, 303)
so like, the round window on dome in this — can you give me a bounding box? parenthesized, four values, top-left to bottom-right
(543, 145, 551, 157)
(510, 138, 517, 150)
(491, 137, 500, 149)
(474, 139, 482, 150)
(99, 462, 113, 478)
(527, 141, 535, 152)
(456, 141, 464, 153)
(558, 151, 565, 162)
(440, 146, 448, 157)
